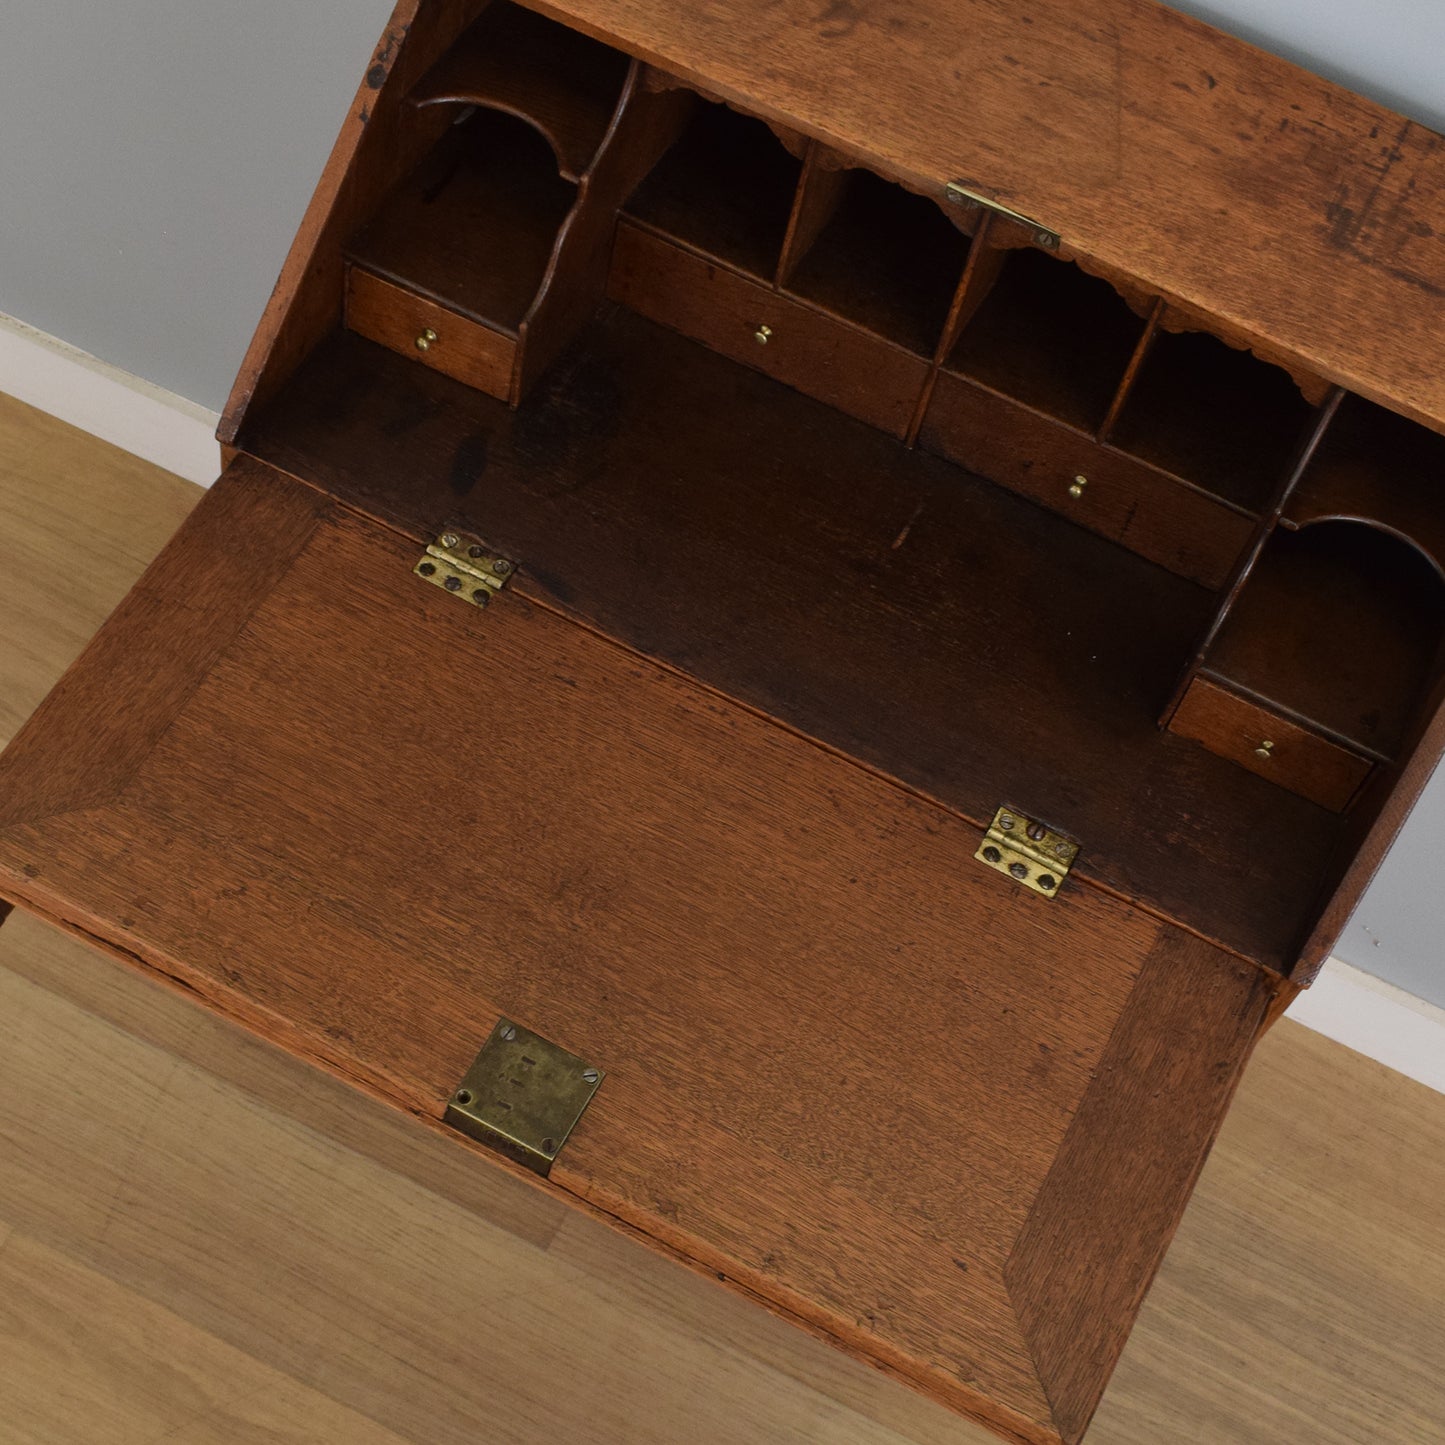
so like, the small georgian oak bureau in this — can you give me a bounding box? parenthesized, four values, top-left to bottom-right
(3, 2, 1443, 1441)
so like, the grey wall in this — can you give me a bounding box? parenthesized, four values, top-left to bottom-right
(2, 2, 1442, 1003)
(0, 0, 395, 410)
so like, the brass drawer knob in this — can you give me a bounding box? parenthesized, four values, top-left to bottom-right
(416, 327, 439, 352)
(1255, 740, 1275, 760)
(754, 324, 773, 346)
(1068, 475, 1087, 499)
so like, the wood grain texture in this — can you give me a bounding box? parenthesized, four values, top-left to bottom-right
(3, 414, 1443, 1443)
(0, 392, 200, 749)
(608, 220, 930, 435)
(1284, 393, 1445, 580)
(0, 1229, 411, 1445)
(1170, 675, 1373, 813)
(0, 913, 991, 1445)
(513, 0, 1445, 433)
(1205, 521, 1445, 759)
(0, 466, 1272, 1443)
(513, 62, 692, 401)
(410, 0, 631, 180)
(246, 320, 1343, 973)
(0, 455, 319, 834)
(219, 0, 490, 442)
(918, 369, 1253, 589)
(1006, 932, 1271, 1443)
(347, 264, 518, 399)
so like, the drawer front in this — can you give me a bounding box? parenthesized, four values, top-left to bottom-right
(1170, 675, 1373, 812)
(345, 267, 516, 402)
(919, 371, 1254, 589)
(608, 221, 929, 438)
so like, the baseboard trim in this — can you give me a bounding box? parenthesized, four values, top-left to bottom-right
(1290, 957, 1445, 1094)
(0, 311, 220, 487)
(2, 314, 1442, 1095)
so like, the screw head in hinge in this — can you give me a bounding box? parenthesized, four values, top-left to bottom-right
(975, 805, 1079, 898)
(1069, 475, 1087, 499)
(416, 327, 439, 352)
(414, 532, 516, 611)
(498, 1023, 517, 1042)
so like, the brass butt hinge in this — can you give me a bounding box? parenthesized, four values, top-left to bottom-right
(444, 1019, 604, 1176)
(945, 182, 1060, 251)
(975, 806, 1080, 897)
(414, 531, 516, 609)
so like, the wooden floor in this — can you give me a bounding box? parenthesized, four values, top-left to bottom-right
(0, 391, 1442, 1444)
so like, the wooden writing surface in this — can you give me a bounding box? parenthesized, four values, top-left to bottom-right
(0, 460, 1269, 1444)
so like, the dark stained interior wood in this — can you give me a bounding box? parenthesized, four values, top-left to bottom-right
(1205, 521, 1445, 759)
(1108, 329, 1316, 513)
(346, 108, 578, 335)
(1168, 675, 1374, 814)
(779, 167, 969, 356)
(410, 0, 630, 180)
(944, 247, 1146, 433)
(497, 0, 1445, 436)
(241, 315, 1344, 973)
(620, 99, 802, 277)
(1285, 394, 1445, 579)
(0, 460, 1271, 1445)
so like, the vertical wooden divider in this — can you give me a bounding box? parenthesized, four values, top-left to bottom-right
(513, 63, 692, 401)
(904, 211, 1000, 445)
(1157, 386, 1348, 726)
(773, 142, 849, 289)
(1096, 296, 1165, 444)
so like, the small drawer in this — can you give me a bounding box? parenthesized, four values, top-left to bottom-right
(918, 370, 1255, 589)
(1169, 675, 1373, 812)
(345, 266, 516, 402)
(607, 220, 930, 438)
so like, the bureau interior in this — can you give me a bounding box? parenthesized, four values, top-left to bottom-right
(238, 1, 1445, 978)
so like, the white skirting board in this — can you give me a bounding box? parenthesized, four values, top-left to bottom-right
(0, 311, 221, 487)
(2, 312, 1442, 1096)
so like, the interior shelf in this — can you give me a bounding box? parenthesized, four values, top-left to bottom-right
(1285, 395, 1445, 578)
(781, 168, 969, 355)
(345, 108, 577, 335)
(943, 247, 1146, 432)
(1206, 520, 1445, 757)
(247, 314, 1347, 973)
(1109, 328, 1313, 512)
(621, 100, 802, 278)
(409, 1, 630, 181)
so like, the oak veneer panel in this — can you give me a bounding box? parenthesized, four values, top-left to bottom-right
(410, 0, 630, 181)
(1170, 676, 1373, 813)
(1006, 933, 1269, 1442)
(607, 220, 930, 435)
(225, 0, 1445, 442)
(918, 369, 1253, 589)
(346, 267, 517, 398)
(246, 319, 1343, 973)
(0, 464, 1267, 1445)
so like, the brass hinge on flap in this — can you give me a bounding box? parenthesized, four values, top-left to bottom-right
(414, 532, 515, 609)
(975, 806, 1080, 897)
(444, 1019, 604, 1176)
(945, 182, 1060, 251)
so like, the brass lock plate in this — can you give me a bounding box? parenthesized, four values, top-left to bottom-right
(414, 532, 515, 609)
(975, 806, 1080, 897)
(444, 1019, 604, 1176)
